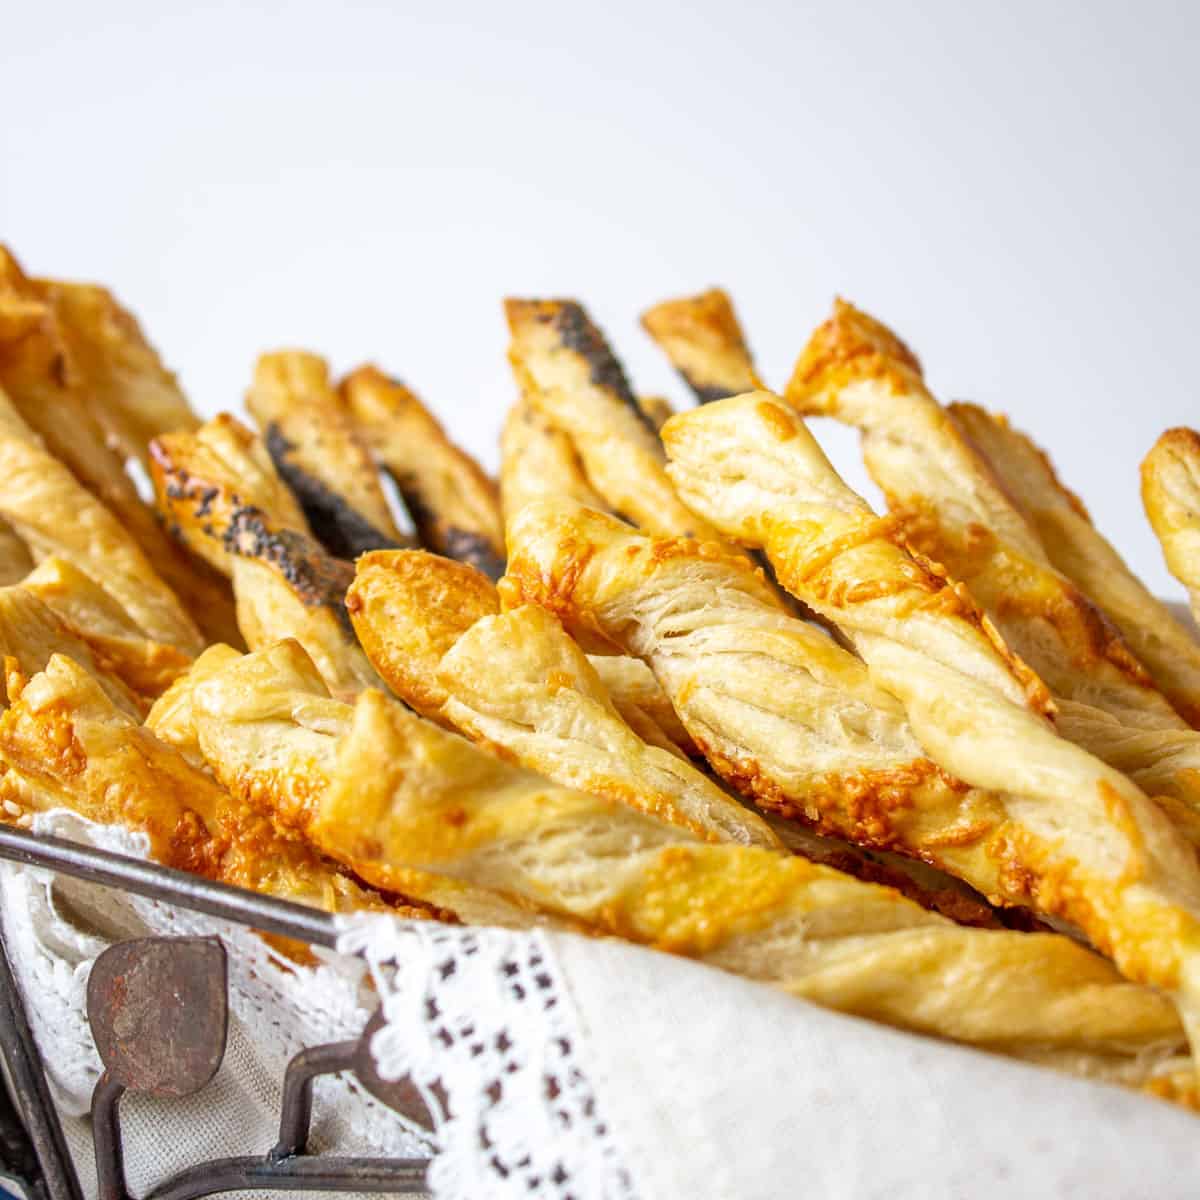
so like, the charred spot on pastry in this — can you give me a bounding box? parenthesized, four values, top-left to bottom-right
(442, 528, 506, 581)
(687, 379, 734, 405)
(392, 482, 436, 545)
(551, 303, 656, 434)
(264, 422, 408, 560)
(222, 506, 357, 634)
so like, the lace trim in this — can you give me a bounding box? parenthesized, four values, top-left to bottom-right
(338, 915, 638, 1200)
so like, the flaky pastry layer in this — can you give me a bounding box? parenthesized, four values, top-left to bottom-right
(348, 550, 776, 847)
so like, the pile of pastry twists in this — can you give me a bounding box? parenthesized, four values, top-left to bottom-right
(3, 244, 1200, 1109)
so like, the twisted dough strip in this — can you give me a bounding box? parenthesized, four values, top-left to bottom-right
(1143, 429, 1200, 626)
(0, 653, 410, 928)
(0, 584, 146, 718)
(0, 246, 238, 648)
(952, 403, 1200, 730)
(166, 639, 581, 933)
(176, 637, 1193, 1080)
(779, 303, 1200, 828)
(346, 549, 777, 846)
(30, 273, 199, 471)
(150, 414, 382, 699)
(501, 391, 698, 756)
(660, 391, 1200, 1058)
(505, 298, 722, 541)
(339, 366, 505, 580)
(784, 300, 1187, 733)
(246, 351, 407, 559)
(0, 382, 202, 652)
(500, 393, 609, 523)
(503, 497, 1042, 899)
(20, 557, 191, 706)
(348, 549, 1045, 925)
(641, 287, 764, 403)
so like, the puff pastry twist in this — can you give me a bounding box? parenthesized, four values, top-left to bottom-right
(164, 637, 1194, 1082)
(660, 391, 1200, 1062)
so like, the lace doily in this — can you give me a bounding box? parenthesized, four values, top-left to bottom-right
(0, 812, 638, 1200)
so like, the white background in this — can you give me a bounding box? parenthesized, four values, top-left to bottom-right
(2, 1, 1197, 594)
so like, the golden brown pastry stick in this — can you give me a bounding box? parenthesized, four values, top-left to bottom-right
(500, 394, 699, 756)
(347, 549, 777, 846)
(504, 498, 1029, 888)
(0, 383, 202, 652)
(781, 303, 1200, 816)
(658, 394, 1200, 851)
(147, 643, 245, 768)
(151, 415, 382, 699)
(1143, 429, 1200, 626)
(339, 366, 505, 579)
(500, 394, 609, 523)
(504, 298, 721, 540)
(950, 403, 1200, 729)
(247, 351, 409, 559)
(641, 287, 765, 402)
(0, 653, 413, 922)
(31, 275, 199, 468)
(660, 391, 1200, 1056)
(345, 548, 498, 720)
(175, 639, 578, 931)
(0, 586, 145, 717)
(182, 638, 1193, 1078)
(784, 300, 1187, 733)
(0, 247, 239, 648)
(20, 557, 191, 706)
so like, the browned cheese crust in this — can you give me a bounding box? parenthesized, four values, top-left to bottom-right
(0, 653, 424, 925)
(346, 549, 500, 720)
